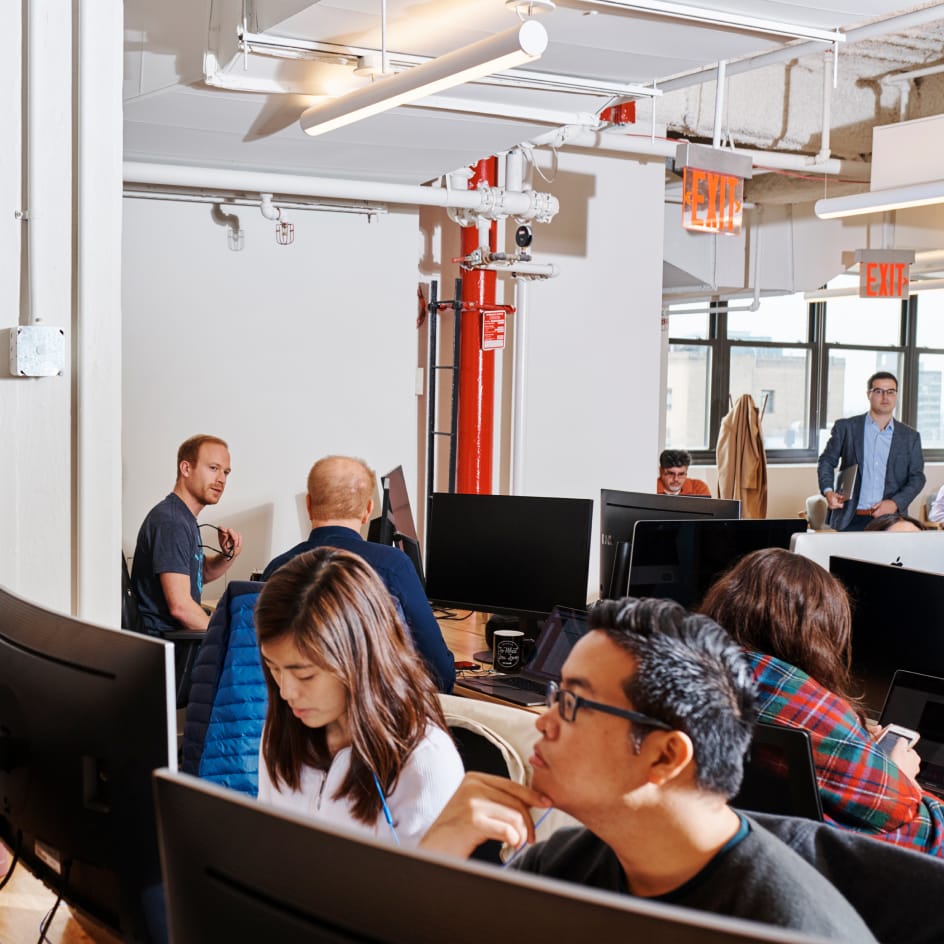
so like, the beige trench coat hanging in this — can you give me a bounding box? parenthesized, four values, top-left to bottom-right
(716, 393, 768, 518)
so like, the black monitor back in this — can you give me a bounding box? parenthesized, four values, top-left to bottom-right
(424, 493, 593, 617)
(368, 466, 424, 585)
(732, 723, 823, 822)
(600, 490, 740, 598)
(0, 583, 176, 941)
(628, 518, 806, 609)
(154, 770, 828, 944)
(829, 556, 944, 716)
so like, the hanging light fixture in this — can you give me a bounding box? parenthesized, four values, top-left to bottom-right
(299, 20, 549, 137)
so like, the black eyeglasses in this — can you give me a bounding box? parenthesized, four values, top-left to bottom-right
(199, 523, 234, 560)
(869, 387, 898, 397)
(545, 680, 672, 730)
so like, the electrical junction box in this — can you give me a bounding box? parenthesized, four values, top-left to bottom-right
(10, 325, 66, 377)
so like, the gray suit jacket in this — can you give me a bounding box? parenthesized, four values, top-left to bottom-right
(817, 412, 925, 531)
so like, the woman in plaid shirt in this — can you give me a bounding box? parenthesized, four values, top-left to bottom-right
(702, 547, 944, 858)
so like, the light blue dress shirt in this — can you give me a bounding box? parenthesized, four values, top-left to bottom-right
(858, 414, 894, 509)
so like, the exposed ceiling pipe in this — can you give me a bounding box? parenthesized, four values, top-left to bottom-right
(657, 3, 944, 93)
(883, 62, 944, 121)
(712, 61, 726, 149)
(527, 126, 870, 180)
(816, 49, 833, 165)
(123, 162, 560, 223)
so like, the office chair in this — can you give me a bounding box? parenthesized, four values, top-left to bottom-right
(121, 554, 204, 710)
(732, 721, 823, 822)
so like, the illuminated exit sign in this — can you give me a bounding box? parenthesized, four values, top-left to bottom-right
(675, 143, 753, 237)
(855, 249, 915, 299)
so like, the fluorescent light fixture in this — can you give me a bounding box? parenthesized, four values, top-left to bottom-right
(815, 180, 944, 219)
(300, 21, 548, 137)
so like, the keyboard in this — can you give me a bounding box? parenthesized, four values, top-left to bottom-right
(493, 675, 546, 694)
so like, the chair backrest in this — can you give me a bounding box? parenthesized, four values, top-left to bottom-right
(732, 721, 823, 821)
(121, 554, 146, 633)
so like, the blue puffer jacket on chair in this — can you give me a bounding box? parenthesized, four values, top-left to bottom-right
(180, 580, 268, 795)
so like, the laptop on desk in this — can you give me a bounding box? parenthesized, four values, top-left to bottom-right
(458, 606, 589, 707)
(879, 670, 944, 798)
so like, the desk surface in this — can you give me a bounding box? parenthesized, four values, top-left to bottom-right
(437, 610, 544, 714)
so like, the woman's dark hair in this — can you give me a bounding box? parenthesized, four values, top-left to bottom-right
(864, 513, 925, 532)
(589, 597, 756, 799)
(700, 548, 864, 715)
(255, 547, 448, 823)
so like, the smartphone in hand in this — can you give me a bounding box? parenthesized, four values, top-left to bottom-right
(876, 723, 920, 756)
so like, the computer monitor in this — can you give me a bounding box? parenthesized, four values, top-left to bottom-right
(154, 769, 823, 944)
(0, 582, 176, 941)
(627, 518, 807, 609)
(829, 556, 944, 715)
(368, 465, 424, 584)
(424, 493, 593, 619)
(791, 531, 944, 576)
(600, 490, 740, 598)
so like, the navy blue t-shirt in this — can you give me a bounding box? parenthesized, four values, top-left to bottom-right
(131, 493, 204, 633)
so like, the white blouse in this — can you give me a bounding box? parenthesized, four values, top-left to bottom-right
(256, 724, 464, 847)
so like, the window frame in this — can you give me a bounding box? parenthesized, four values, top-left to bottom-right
(669, 293, 944, 464)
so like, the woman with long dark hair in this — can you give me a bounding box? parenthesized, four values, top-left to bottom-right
(701, 547, 944, 858)
(255, 547, 463, 846)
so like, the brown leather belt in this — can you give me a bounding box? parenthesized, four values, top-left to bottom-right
(854, 509, 873, 516)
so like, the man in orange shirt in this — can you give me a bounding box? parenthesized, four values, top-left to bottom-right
(656, 449, 711, 497)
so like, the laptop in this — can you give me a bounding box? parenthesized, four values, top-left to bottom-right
(879, 670, 944, 798)
(458, 606, 589, 707)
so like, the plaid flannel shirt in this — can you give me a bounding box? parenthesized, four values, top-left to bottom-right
(749, 651, 944, 858)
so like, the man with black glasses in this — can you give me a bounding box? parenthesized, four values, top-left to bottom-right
(818, 370, 925, 531)
(132, 434, 242, 632)
(421, 598, 875, 940)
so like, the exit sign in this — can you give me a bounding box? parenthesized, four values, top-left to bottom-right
(675, 142, 753, 237)
(855, 249, 915, 299)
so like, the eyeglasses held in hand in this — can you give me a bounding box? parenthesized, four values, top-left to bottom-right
(545, 680, 672, 730)
(199, 523, 234, 560)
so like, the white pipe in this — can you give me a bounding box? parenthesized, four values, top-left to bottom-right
(658, 3, 944, 93)
(816, 50, 832, 164)
(259, 192, 281, 220)
(476, 261, 560, 276)
(533, 126, 870, 180)
(712, 60, 726, 149)
(123, 161, 560, 222)
(506, 148, 525, 192)
(123, 189, 389, 217)
(28, 1, 72, 324)
(511, 277, 529, 495)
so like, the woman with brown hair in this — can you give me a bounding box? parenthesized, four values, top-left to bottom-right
(701, 547, 944, 857)
(255, 547, 463, 846)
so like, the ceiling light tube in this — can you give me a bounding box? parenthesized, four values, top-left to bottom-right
(815, 180, 944, 219)
(299, 20, 548, 137)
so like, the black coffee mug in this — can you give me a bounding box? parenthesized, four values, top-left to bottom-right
(492, 630, 534, 674)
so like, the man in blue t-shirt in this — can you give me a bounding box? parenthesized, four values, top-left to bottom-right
(262, 455, 455, 692)
(132, 435, 243, 633)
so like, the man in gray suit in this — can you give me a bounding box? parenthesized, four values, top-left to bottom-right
(817, 371, 925, 531)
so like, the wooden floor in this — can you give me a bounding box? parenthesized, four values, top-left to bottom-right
(0, 862, 118, 944)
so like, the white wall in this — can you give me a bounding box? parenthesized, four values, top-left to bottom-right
(122, 199, 425, 596)
(122, 149, 665, 601)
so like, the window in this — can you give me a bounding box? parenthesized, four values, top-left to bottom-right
(665, 284, 944, 462)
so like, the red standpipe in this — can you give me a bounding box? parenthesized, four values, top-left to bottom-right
(456, 157, 498, 495)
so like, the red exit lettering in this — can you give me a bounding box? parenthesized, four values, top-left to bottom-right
(863, 261, 910, 298)
(681, 168, 744, 235)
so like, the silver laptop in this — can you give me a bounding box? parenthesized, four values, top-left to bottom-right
(458, 606, 589, 707)
(879, 670, 944, 798)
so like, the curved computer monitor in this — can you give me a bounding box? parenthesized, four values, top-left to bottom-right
(600, 490, 741, 598)
(0, 583, 176, 941)
(424, 493, 594, 618)
(154, 769, 825, 944)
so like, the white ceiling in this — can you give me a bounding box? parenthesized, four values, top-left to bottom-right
(123, 0, 944, 195)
